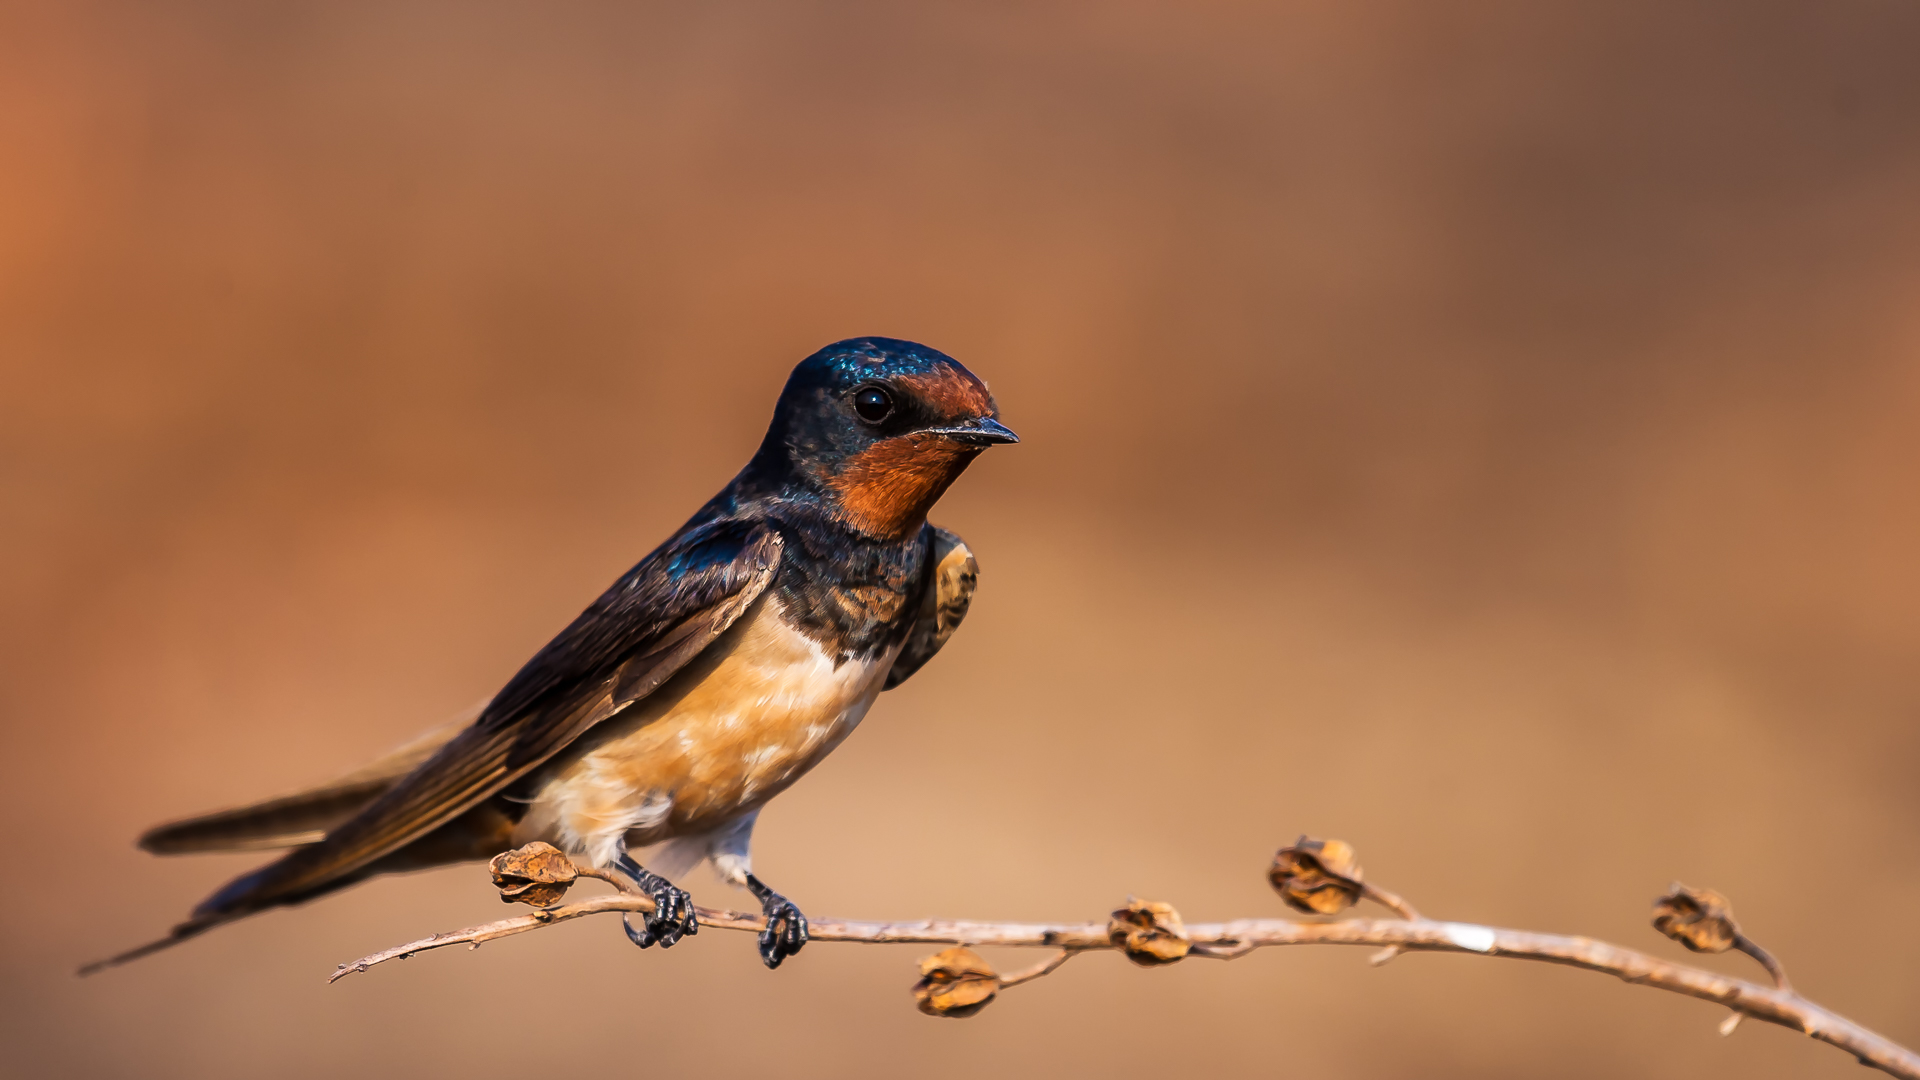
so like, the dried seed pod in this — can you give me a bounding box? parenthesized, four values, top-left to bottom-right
(1269, 837, 1365, 915)
(1107, 898, 1192, 965)
(488, 842, 579, 907)
(1652, 883, 1741, 954)
(912, 947, 1000, 1018)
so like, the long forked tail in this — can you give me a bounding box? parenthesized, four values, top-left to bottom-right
(77, 912, 239, 976)
(137, 721, 466, 856)
(80, 717, 473, 976)
(78, 855, 386, 977)
(79, 860, 303, 976)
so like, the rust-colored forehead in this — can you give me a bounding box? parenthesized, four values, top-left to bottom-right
(893, 368, 994, 420)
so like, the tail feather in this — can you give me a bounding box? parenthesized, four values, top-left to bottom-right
(85, 716, 477, 975)
(81, 855, 391, 976)
(138, 780, 390, 854)
(137, 721, 466, 855)
(77, 912, 239, 977)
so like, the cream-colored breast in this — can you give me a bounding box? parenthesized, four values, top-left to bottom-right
(516, 593, 899, 866)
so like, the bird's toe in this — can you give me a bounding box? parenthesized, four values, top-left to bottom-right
(757, 896, 807, 969)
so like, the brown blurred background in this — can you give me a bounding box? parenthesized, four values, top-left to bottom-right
(4, 1, 1919, 1076)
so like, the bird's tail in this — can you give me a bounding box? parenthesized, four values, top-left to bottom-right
(78, 859, 379, 977)
(83, 715, 477, 976)
(76, 911, 244, 976)
(136, 720, 465, 856)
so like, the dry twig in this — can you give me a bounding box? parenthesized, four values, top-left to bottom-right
(330, 838, 1920, 1079)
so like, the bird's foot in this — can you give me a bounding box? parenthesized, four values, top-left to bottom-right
(745, 873, 807, 969)
(614, 854, 698, 949)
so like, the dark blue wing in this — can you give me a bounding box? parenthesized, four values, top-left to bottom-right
(195, 517, 784, 919)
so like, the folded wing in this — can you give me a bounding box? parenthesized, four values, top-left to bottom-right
(884, 526, 977, 690)
(83, 518, 784, 974)
(137, 721, 465, 854)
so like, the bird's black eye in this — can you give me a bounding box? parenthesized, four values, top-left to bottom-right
(852, 385, 894, 424)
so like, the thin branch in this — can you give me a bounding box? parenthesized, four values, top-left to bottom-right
(332, 842, 1920, 1080)
(1360, 882, 1421, 922)
(1188, 939, 1258, 960)
(1734, 932, 1793, 992)
(333, 898, 1918, 1078)
(1357, 882, 1420, 964)
(328, 893, 1112, 981)
(997, 949, 1079, 987)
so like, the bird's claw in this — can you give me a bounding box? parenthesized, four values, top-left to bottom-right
(745, 873, 807, 969)
(614, 855, 698, 950)
(622, 883, 698, 949)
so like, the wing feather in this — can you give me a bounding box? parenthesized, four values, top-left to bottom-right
(138, 721, 467, 855)
(883, 526, 977, 690)
(194, 518, 784, 918)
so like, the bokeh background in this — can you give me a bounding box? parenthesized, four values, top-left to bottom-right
(5, 2, 1920, 1077)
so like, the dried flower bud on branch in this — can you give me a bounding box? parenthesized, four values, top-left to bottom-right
(1652, 884, 1740, 953)
(1107, 898, 1191, 965)
(1270, 836, 1421, 922)
(1269, 837, 1365, 915)
(1653, 882, 1791, 992)
(912, 947, 1000, 1018)
(488, 842, 578, 907)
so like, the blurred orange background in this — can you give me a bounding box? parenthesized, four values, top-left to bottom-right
(4, 2, 1919, 1077)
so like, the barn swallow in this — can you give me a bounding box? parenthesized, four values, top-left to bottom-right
(87, 337, 1015, 974)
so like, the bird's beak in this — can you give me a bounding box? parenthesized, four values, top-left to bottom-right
(926, 416, 1020, 446)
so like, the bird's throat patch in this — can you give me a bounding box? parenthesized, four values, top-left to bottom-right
(827, 435, 980, 540)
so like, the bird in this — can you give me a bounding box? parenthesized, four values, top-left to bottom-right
(86, 336, 1016, 974)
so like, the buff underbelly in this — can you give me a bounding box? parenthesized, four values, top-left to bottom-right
(512, 594, 900, 867)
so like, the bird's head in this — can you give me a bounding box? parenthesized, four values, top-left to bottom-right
(750, 337, 1017, 539)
